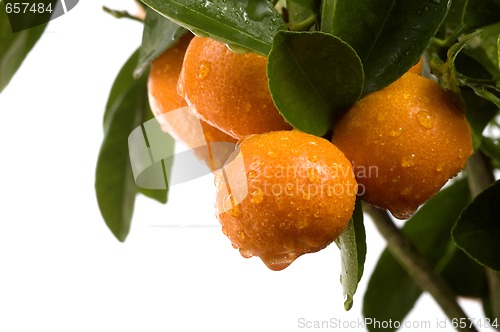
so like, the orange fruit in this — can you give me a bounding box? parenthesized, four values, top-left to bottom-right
(333, 72, 472, 219)
(215, 130, 357, 271)
(148, 34, 237, 171)
(148, 33, 193, 119)
(178, 36, 292, 139)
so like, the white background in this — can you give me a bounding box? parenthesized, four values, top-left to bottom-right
(0, 1, 492, 331)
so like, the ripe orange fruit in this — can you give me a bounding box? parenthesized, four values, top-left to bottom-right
(215, 130, 357, 271)
(148, 33, 193, 119)
(333, 72, 472, 219)
(178, 36, 292, 139)
(148, 34, 237, 171)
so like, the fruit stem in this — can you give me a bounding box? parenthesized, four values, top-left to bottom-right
(364, 203, 478, 332)
(102, 6, 144, 23)
(466, 152, 500, 328)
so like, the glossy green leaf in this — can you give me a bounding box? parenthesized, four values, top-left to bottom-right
(464, 23, 500, 77)
(335, 198, 365, 311)
(0, 1, 48, 93)
(136, 101, 174, 204)
(453, 180, 500, 271)
(96, 50, 171, 242)
(321, 0, 449, 94)
(462, 87, 499, 151)
(267, 31, 363, 136)
(140, 0, 286, 56)
(440, 247, 487, 298)
(103, 51, 142, 131)
(134, 8, 187, 78)
(363, 179, 471, 331)
(438, 0, 500, 39)
(286, 0, 320, 29)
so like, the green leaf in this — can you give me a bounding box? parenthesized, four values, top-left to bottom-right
(140, 0, 286, 56)
(0, 1, 48, 93)
(134, 8, 187, 78)
(440, 247, 488, 298)
(136, 102, 174, 204)
(453, 180, 500, 271)
(96, 50, 170, 242)
(335, 198, 365, 311)
(463, 23, 500, 78)
(462, 87, 499, 151)
(438, 0, 500, 39)
(441, 30, 482, 93)
(321, 0, 449, 94)
(363, 179, 471, 331)
(286, 0, 320, 29)
(267, 31, 363, 136)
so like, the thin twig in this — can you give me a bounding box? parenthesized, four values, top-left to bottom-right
(364, 203, 478, 332)
(102, 6, 144, 23)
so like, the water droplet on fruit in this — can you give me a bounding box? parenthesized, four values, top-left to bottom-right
(197, 61, 211, 79)
(267, 151, 275, 157)
(177, 80, 185, 97)
(389, 127, 403, 137)
(458, 149, 466, 159)
(239, 248, 253, 258)
(307, 167, 320, 183)
(314, 211, 320, 218)
(401, 186, 412, 196)
(247, 170, 257, 179)
(251, 189, 264, 204)
(223, 195, 241, 217)
(436, 162, 445, 172)
(401, 154, 416, 167)
(416, 111, 435, 129)
(308, 154, 318, 163)
(295, 219, 308, 229)
(237, 230, 245, 239)
(391, 208, 415, 220)
(262, 254, 295, 271)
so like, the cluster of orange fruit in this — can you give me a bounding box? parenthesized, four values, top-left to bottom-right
(147, 33, 473, 271)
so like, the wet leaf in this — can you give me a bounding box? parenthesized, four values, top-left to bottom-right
(267, 31, 363, 136)
(321, 0, 449, 94)
(96, 50, 171, 241)
(286, 0, 320, 27)
(134, 8, 187, 78)
(140, 0, 286, 56)
(453, 180, 500, 271)
(336, 198, 365, 311)
(463, 22, 500, 77)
